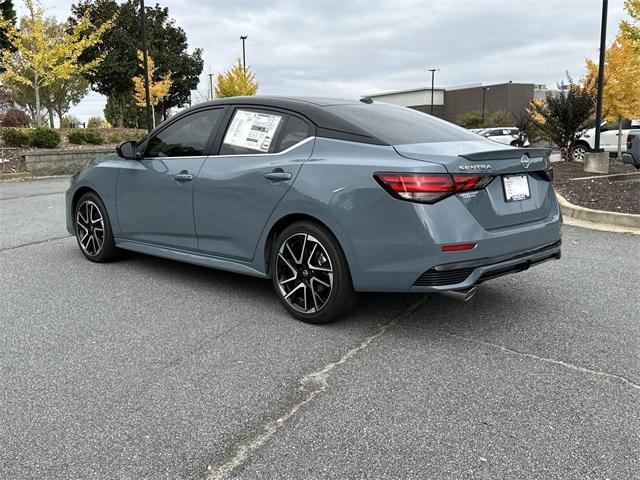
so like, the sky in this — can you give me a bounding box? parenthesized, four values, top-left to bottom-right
(17, 0, 627, 123)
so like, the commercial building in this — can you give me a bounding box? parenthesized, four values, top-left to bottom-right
(366, 82, 556, 125)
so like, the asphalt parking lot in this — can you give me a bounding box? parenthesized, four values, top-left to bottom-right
(1, 177, 638, 479)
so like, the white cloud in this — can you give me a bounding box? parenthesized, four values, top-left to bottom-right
(32, 0, 625, 122)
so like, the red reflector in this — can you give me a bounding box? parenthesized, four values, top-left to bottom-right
(441, 242, 477, 252)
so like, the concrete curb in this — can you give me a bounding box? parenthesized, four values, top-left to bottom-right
(0, 172, 32, 181)
(555, 191, 640, 235)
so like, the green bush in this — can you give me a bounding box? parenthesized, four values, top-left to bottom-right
(1, 128, 32, 147)
(30, 127, 61, 148)
(105, 129, 146, 144)
(68, 129, 105, 145)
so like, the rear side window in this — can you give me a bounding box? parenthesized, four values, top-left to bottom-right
(277, 116, 312, 151)
(327, 103, 478, 145)
(220, 109, 284, 155)
(145, 108, 223, 157)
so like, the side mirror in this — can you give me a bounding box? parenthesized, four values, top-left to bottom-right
(116, 140, 140, 160)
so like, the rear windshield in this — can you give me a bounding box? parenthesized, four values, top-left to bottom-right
(327, 103, 479, 145)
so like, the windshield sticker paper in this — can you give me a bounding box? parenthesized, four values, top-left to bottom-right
(224, 111, 282, 152)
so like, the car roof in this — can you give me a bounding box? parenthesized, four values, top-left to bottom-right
(176, 95, 386, 145)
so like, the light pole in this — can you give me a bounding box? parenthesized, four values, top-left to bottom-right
(208, 72, 214, 100)
(481, 87, 490, 127)
(240, 35, 248, 72)
(594, 0, 608, 152)
(428, 68, 439, 116)
(140, 0, 153, 132)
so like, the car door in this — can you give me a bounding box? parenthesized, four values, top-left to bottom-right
(193, 107, 315, 260)
(116, 107, 225, 250)
(600, 121, 621, 152)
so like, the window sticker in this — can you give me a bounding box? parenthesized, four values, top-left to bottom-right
(224, 110, 283, 152)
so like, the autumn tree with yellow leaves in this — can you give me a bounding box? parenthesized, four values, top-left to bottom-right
(585, 33, 640, 158)
(133, 51, 172, 129)
(215, 59, 258, 98)
(0, 0, 113, 126)
(621, 0, 640, 53)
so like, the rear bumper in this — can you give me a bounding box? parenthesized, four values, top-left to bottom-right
(409, 240, 561, 292)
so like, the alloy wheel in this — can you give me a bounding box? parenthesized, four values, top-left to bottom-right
(76, 200, 105, 256)
(572, 146, 587, 162)
(276, 233, 334, 314)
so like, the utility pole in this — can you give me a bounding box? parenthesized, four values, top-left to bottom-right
(481, 87, 490, 128)
(594, 0, 608, 151)
(240, 35, 248, 72)
(140, 0, 153, 132)
(428, 68, 439, 116)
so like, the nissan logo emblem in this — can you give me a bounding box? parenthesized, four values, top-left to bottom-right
(520, 154, 530, 169)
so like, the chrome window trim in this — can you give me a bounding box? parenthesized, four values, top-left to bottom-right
(137, 137, 316, 161)
(214, 136, 315, 158)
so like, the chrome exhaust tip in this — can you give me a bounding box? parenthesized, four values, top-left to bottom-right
(440, 287, 477, 302)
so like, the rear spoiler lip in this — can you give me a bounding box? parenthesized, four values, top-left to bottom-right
(459, 148, 551, 161)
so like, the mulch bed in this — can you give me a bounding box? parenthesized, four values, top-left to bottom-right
(553, 160, 640, 215)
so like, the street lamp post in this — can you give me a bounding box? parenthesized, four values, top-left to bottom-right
(139, 0, 153, 133)
(481, 87, 490, 127)
(240, 35, 248, 72)
(428, 68, 439, 116)
(594, 0, 608, 152)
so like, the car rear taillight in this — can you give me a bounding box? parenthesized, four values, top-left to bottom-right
(628, 133, 637, 150)
(374, 173, 493, 204)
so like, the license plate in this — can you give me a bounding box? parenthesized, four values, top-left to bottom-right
(502, 174, 530, 202)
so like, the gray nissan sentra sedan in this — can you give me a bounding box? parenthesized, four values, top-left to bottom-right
(66, 96, 562, 323)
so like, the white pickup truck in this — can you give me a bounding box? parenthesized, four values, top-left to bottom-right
(570, 119, 640, 161)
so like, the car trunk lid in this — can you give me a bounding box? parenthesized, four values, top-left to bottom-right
(394, 141, 554, 230)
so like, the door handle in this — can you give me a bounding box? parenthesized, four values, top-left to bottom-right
(264, 171, 292, 181)
(174, 172, 194, 182)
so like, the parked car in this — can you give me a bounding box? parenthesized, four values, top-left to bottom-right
(570, 119, 640, 161)
(622, 130, 640, 169)
(66, 97, 561, 324)
(479, 127, 530, 147)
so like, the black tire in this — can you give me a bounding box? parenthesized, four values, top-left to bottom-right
(270, 221, 357, 324)
(74, 192, 118, 263)
(570, 142, 590, 162)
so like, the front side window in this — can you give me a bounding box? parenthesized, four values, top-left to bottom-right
(220, 109, 284, 155)
(145, 108, 224, 158)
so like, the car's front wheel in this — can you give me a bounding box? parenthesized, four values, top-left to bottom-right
(74, 192, 118, 262)
(570, 143, 590, 162)
(271, 221, 356, 324)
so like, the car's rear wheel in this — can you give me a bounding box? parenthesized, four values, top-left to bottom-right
(75, 192, 118, 262)
(570, 143, 590, 162)
(271, 221, 356, 324)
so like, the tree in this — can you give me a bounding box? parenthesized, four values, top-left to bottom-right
(41, 74, 89, 126)
(529, 76, 595, 161)
(1, 107, 30, 126)
(456, 110, 483, 128)
(0, 0, 17, 73)
(215, 59, 258, 98)
(133, 50, 171, 128)
(621, 0, 640, 53)
(585, 34, 640, 158)
(70, 0, 203, 126)
(104, 93, 144, 128)
(0, 0, 113, 125)
(486, 110, 512, 127)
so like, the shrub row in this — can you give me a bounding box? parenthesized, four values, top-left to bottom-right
(68, 129, 105, 145)
(1, 127, 61, 148)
